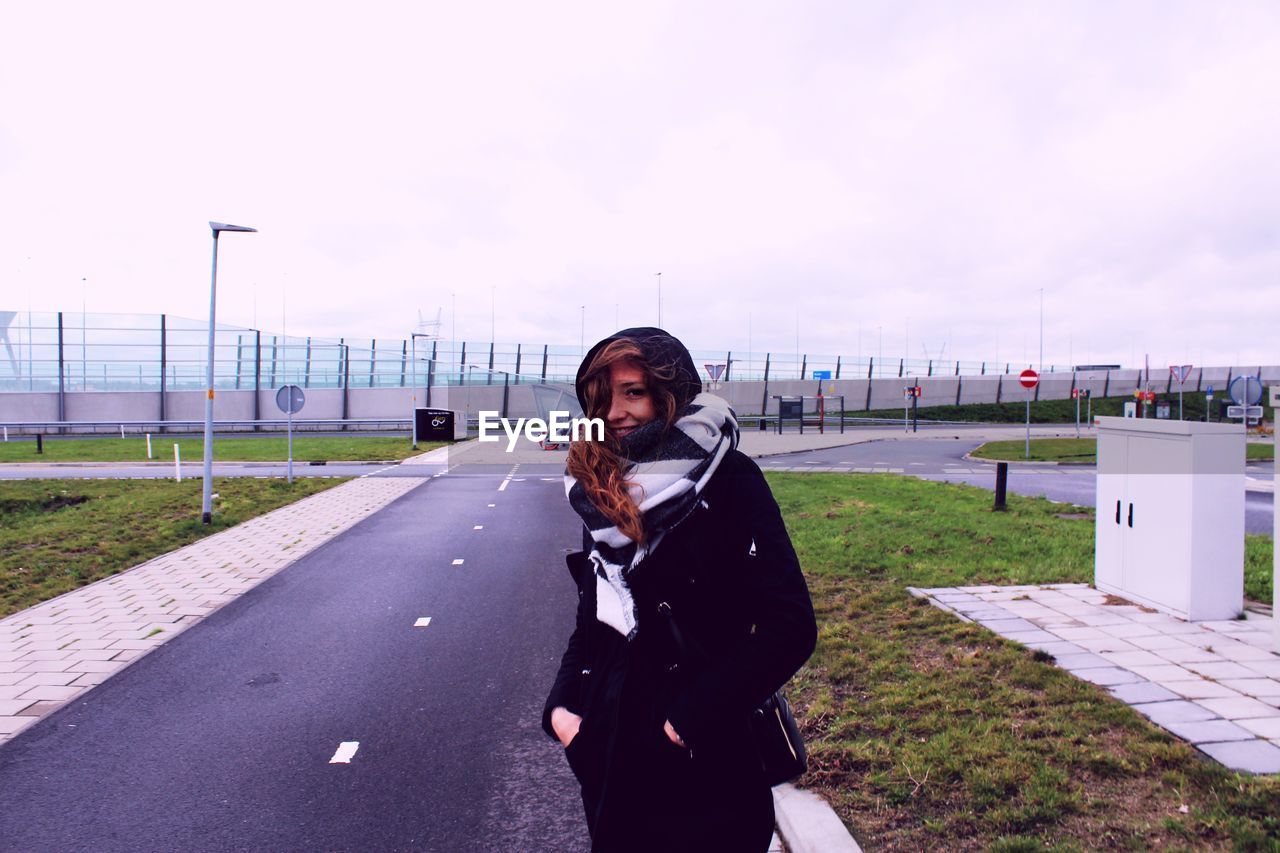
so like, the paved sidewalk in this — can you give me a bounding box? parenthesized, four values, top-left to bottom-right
(909, 583, 1280, 774)
(0, 476, 427, 746)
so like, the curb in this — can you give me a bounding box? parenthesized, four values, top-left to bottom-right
(0, 459, 399, 469)
(960, 452, 1084, 467)
(773, 784, 862, 852)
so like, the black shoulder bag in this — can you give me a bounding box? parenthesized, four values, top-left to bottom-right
(658, 601, 807, 787)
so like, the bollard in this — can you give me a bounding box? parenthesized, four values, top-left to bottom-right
(174, 444, 182, 482)
(146, 433, 153, 459)
(994, 462, 1008, 511)
(37, 434, 43, 455)
(120, 424, 125, 438)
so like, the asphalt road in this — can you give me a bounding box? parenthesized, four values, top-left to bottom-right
(0, 465, 590, 852)
(756, 438, 1276, 535)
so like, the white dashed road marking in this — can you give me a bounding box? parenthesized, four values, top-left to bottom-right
(452, 559, 464, 565)
(330, 742, 360, 764)
(414, 617, 432, 628)
(473, 525, 483, 530)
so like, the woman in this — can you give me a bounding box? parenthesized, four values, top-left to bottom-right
(543, 327, 817, 852)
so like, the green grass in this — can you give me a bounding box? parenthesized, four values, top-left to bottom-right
(0, 435, 444, 463)
(851, 393, 1276, 426)
(973, 437, 1274, 463)
(972, 438, 1100, 464)
(768, 472, 1279, 850)
(0, 477, 345, 618)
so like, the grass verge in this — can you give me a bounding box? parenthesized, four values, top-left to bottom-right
(768, 472, 1279, 850)
(850, 394, 1276, 426)
(0, 435, 444, 463)
(973, 438, 1274, 463)
(0, 477, 345, 618)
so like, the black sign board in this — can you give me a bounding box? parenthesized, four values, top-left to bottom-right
(779, 399, 803, 419)
(415, 408, 454, 441)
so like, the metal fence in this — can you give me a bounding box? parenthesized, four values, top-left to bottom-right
(0, 310, 1071, 394)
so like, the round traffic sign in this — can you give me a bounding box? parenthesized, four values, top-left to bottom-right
(1019, 369, 1039, 389)
(1227, 375, 1263, 406)
(275, 384, 306, 414)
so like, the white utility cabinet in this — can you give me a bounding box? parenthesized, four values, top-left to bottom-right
(1095, 417, 1244, 621)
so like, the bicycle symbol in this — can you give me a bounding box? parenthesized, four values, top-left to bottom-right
(431, 417, 446, 427)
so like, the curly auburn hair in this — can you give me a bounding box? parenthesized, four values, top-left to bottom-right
(566, 338, 680, 543)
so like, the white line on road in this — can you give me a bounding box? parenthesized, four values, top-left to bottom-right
(473, 525, 483, 530)
(330, 742, 360, 764)
(414, 617, 432, 627)
(487, 503, 495, 507)
(452, 559, 464, 565)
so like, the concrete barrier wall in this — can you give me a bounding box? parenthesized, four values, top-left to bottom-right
(2, 367, 1276, 431)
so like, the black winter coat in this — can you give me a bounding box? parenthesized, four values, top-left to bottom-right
(543, 449, 817, 853)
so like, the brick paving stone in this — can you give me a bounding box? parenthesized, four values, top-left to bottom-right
(1129, 664, 1197, 682)
(0, 671, 29, 686)
(0, 698, 37, 715)
(1243, 660, 1280, 679)
(1236, 717, 1280, 739)
(1050, 627, 1110, 641)
(1024, 641, 1088, 657)
(1053, 653, 1114, 671)
(1217, 679, 1280, 699)
(19, 671, 82, 687)
(1154, 646, 1223, 665)
(18, 701, 64, 717)
(0, 716, 35, 736)
(0, 685, 32, 700)
(1197, 740, 1280, 774)
(69, 673, 109, 688)
(1097, 623, 1165, 639)
(1162, 680, 1244, 700)
(75, 660, 126, 674)
(1211, 643, 1278, 662)
(1075, 637, 1140, 654)
(17, 660, 79, 673)
(1075, 613, 1133, 627)
(1197, 696, 1280, 720)
(18, 685, 80, 702)
(1110, 682, 1181, 704)
(1001, 629, 1061, 645)
(1100, 650, 1169, 668)
(1131, 700, 1219, 726)
(1162, 719, 1256, 744)
(16, 650, 72, 663)
(1185, 661, 1264, 680)
(69, 648, 126, 661)
(1077, 667, 1145, 687)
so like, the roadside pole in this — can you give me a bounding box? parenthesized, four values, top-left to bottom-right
(1074, 389, 1080, 438)
(1019, 369, 1039, 459)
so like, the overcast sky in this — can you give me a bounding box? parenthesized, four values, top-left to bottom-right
(3, 1, 1278, 369)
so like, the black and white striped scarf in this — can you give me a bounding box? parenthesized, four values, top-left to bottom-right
(565, 392, 738, 639)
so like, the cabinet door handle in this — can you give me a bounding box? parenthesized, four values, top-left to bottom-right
(1115, 500, 1121, 525)
(1128, 503, 1134, 528)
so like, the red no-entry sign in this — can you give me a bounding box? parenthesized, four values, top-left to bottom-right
(1019, 369, 1039, 389)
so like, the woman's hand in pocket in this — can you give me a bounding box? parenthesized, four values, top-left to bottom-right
(551, 706, 583, 748)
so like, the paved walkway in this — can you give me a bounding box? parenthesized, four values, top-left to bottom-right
(0, 476, 427, 745)
(909, 583, 1280, 774)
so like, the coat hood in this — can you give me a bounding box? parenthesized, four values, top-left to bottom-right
(575, 327, 702, 412)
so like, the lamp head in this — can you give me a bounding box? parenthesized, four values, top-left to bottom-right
(209, 221, 258, 234)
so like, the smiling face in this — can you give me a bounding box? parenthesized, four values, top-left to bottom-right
(606, 360, 657, 440)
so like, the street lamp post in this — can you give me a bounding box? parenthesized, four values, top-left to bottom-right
(203, 221, 257, 525)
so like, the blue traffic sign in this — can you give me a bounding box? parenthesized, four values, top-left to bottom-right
(812, 370, 832, 380)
